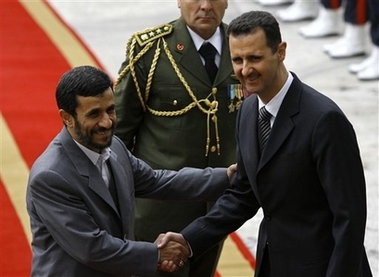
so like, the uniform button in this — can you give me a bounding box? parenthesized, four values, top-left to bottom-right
(173, 100, 178, 105)
(210, 146, 216, 152)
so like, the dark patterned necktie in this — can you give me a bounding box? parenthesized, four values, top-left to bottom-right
(258, 106, 272, 152)
(198, 42, 218, 83)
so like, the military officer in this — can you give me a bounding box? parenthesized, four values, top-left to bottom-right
(114, 0, 243, 276)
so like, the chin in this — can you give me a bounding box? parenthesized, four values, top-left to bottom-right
(243, 90, 255, 98)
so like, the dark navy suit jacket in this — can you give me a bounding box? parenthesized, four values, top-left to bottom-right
(182, 73, 372, 277)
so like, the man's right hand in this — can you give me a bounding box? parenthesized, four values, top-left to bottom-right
(155, 232, 190, 272)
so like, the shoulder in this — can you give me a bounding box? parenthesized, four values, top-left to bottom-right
(220, 22, 229, 31)
(290, 72, 336, 108)
(240, 94, 257, 112)
(133, 23, 173, 47)
(111, 136, 132, 157)
(289, 76, 345, 121)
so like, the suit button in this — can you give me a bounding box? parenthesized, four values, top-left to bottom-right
(265, 215, 272, 221)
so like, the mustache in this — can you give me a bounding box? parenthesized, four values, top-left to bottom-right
(93, 123, 116, 134)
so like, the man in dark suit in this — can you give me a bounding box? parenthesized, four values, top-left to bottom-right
(114, 1, 241, 276)
(26, 66, 235, 277)
(158, 11, 373, 277)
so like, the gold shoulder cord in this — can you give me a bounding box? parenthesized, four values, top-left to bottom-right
(114, 25, 220, 156)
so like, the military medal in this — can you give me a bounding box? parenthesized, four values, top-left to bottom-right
(228, 87, 236, 113)
(228, 84, 243, 112)
(235, 85, 243, 110)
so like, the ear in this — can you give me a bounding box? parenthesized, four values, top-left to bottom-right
(59, 109, 73, 127)
(277, 42, 287, 62)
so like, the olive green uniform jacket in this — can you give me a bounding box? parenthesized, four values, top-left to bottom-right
(114, 17, 241, 275)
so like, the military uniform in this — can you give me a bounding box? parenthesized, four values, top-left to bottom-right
(114, 18, 242, 277)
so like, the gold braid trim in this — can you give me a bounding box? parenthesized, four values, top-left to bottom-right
(114, 34, 221, 155)
(114, 36, 156, 111)
(144, 39, 161, 105)
(147, 38, 218, 116)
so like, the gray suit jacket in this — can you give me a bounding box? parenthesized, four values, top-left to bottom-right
(182, 73, 372, 277)
(26, 127, 228, 277)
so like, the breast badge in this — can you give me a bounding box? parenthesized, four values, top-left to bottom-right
(228, 84, 243, 113)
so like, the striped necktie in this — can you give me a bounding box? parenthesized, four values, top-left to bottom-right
(258, 106, 272, 152)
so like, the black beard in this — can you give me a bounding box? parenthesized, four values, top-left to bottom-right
(73, 117, 114, 152)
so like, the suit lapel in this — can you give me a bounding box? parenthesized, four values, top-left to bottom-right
(258, 74, 301, 171)
(60, 128, 121, 215)
(240, 96, 260, 168)
(239, 96, 262, 204)
(88, 172, 119, 215)
(213, 27, 234, 86)
(173, 19, 209, 84)
(239, 74, 302, 204)
(108, 152, 134, 236)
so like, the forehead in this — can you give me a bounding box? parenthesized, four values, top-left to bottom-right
(229, 29, 267, 53)
(76, 88, 114, 112)
(179, 0, 227, 7)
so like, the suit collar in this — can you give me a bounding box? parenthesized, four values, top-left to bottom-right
(238, 73, 302, 203)
(59, 127, 91, 177)
(258, 73, 302, 169)
(58, 127, 123, 216)
(237, 95, 261, 204)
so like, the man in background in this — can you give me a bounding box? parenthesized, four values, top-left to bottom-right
(114, 0, 241, 276)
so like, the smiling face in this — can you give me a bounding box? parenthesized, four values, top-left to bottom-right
(229, 28, 287, 103)
(60, 87, 116, 153)
(178, 0, 228, 39)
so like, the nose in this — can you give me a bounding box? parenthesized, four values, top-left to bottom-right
(199, 0, 212, 10)
(241, 61, 251, 77)
(99, 114, 113, 128)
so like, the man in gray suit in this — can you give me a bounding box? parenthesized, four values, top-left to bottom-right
(26, 66, 234, 277)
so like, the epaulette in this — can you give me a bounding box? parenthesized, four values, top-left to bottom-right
(134, 24, 173, 47)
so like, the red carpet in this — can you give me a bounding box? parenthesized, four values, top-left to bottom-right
(0, 1, 255, 276)
(0, 180, 31, 277)
(1, 1, 77, 276)
(1, 0, 69, 166)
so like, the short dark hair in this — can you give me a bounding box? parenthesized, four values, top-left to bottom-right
(227, 11, 282, 53)
(56, 66, 113, 116)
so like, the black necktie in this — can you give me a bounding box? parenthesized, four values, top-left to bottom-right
(258, 106, 272, 152)
(199, 42, 218, 83)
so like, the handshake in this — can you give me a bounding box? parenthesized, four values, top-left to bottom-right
(153, 164, 238, 273)
(155, 232, 190, 273)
